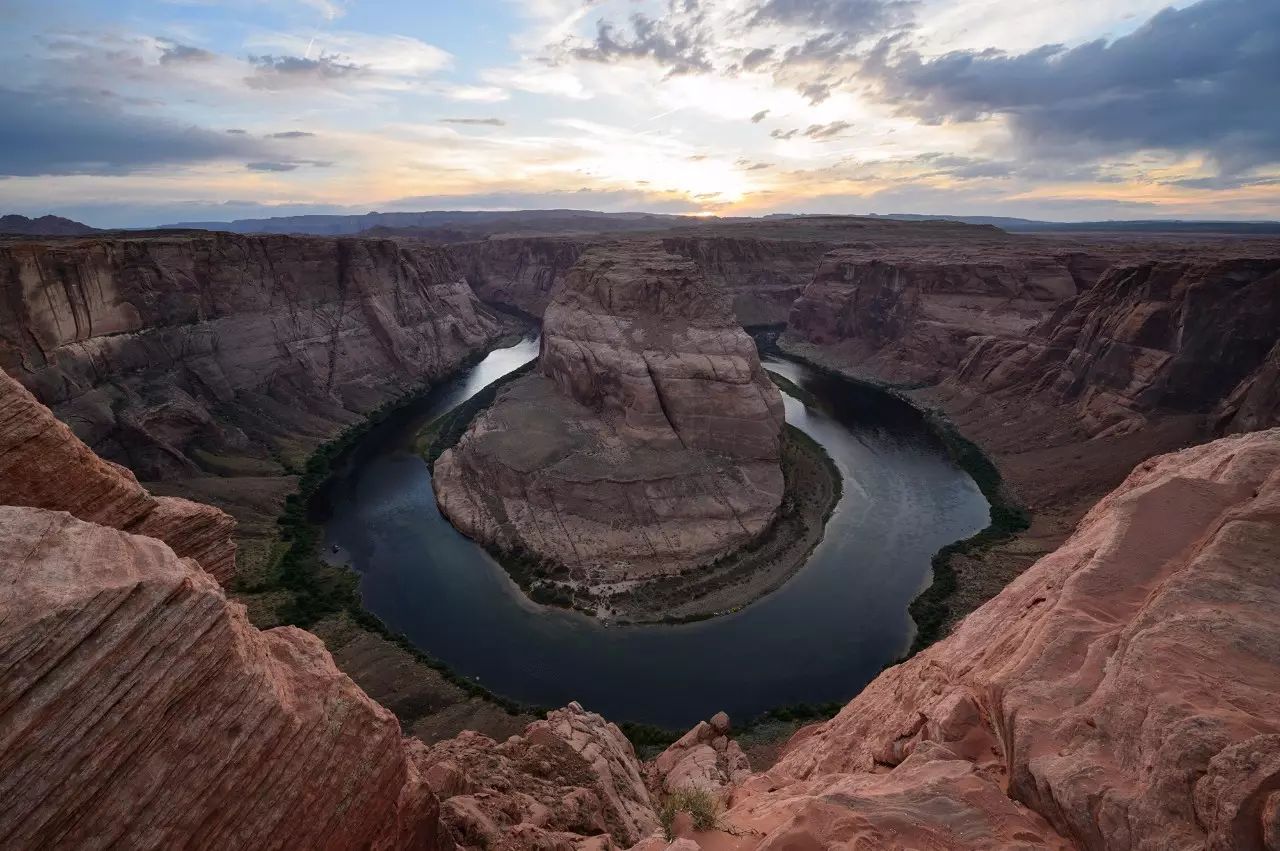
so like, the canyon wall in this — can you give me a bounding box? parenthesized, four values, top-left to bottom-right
(434, 244, 786, 585)
(448, 233, 830, 326)
(957, 258, 1280, 436)
(0, 368, 237, 581)
(782, 243, 1113, 384)
(0, 233, 508, 481)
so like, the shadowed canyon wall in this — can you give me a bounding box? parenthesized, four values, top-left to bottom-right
(0, 233, 508, 481)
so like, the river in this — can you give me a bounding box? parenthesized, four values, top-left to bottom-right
(319, 334, 988, 729)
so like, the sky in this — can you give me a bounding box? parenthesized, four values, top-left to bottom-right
(0, 0, 1277, 227)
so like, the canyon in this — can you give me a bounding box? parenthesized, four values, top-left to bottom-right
(433, 243, 787, 594)
(1, 217, 1278, 849)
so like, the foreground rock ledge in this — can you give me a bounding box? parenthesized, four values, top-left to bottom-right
(434, 244, 786, 585)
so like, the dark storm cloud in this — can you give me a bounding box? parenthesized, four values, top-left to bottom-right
(864, 0, 1280, 172)
(245, 54, 365, 90)
(0, 87, 264, 177)
(270, 131, 317, 139)
(439, 118, 507, 126)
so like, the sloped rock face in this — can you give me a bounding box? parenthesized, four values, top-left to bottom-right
(447, 237, 586, 317)
(659, 236, 828, 327)
(449, 234, 827, 326)
(434, 244, 785, 582)
(0, 367, 236, 581)
(958, 258, 1280, 436)
(0, 505, 449, 850)
(423, 703, 658, 848)
(710, 429, 1280, 850)
(0, 233, 506, 480)
(782, 244, 1109, 384)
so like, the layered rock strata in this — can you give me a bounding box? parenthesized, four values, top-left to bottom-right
(0, 367, 236, 581)
(957, 258, 1280, 436)
(694, 429, 1280, 850)
(434, 244, 785, 583)
(783, 243, 1115, 384)
(0, 505, 450, 850)
(0, 232, 506, 480)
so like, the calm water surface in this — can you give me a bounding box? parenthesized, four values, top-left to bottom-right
(319, 335, 988, 728)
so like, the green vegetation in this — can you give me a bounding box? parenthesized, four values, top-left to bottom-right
(232, 349, 551, 721)
(417, 359, 537, 468)
(766, 369, 819, 408)
(760, 344, 1031, 659)
(659, 788, 720, 839)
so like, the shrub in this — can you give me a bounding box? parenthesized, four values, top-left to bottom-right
(659, 787, 719, 838)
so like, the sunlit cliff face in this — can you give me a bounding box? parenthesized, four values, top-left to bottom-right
(0, 0, 1277, 226)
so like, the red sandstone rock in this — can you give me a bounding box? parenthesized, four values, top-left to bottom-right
(423, 702, 659, 848)
(649, 714, 750, 799)
(0, 505, 448, 850)
(709, 429, 1280, 850)
(0, 367, 236, 581)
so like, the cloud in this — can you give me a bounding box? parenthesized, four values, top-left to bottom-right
(270, 130, 316, 139)
(0, 87, 265, 176)
(772, 120, 852, 140)
(752, 0, 917, 32)
(245, 54, 364, 90)
(751, 109, 770, 123)
(742, 47, 775, 70)
(570, 11, 713, 75)
(439, 118, 507, 126)
(246, 159, 333, 171)
(157, 39, 217, 65)
(864, 0, 1280, 173)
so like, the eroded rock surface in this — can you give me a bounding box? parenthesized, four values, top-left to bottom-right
(708, 429, 1280, 850)
(435, 244, 785, 583)
(782, 242, 1116, 384)
(648, 712, 750, 800)
(958, 258, 1280, 436)
(0, 368, 236, 581)
(423, 703, 658, 849)
(0, 506, 449, 850)
(0, 232, 507, 480)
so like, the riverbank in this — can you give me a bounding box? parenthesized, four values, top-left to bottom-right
(776, 334, 1205, 646)
(224, 333, 546, 744)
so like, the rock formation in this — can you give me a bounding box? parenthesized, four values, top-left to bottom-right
(423, 703, 659, 848)
(0, 232, 507, 480)
(0, 367, 237, 582)
(0, 214, 98, 236)
(648, 712, 750, 799)
(782, 243, 1116, 384)
(447, 236, 585, 317)
(692, 429, 1280, 850)
(0, 505, 451, 850)
(957, 258, 1280, 436)
(433, 244, 786, 584)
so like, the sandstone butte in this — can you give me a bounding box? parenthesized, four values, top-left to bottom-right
(433, 243, 786, 583)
